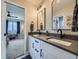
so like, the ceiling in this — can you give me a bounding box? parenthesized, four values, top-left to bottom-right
(26, 0, 45, 7)
(6, 3, 25, 20)
(26, 0, 75, 9)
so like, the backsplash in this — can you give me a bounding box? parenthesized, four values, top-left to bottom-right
(40, 30, 78, 35)
(29, 30, 78, 40)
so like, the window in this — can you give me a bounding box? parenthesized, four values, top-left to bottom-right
(8, 21, 13, 33)
(8, 21, 17, 34)
(13, 22, 17, 33)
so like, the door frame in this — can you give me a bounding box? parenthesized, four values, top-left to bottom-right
(4, 0, 25, 8)
(2, 0, 26, 59)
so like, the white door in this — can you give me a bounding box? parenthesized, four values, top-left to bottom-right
(1, 1, 7, 59)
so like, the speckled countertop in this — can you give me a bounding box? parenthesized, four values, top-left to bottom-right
(30, 34, 78, 56)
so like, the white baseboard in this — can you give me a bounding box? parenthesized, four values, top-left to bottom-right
(16, 51, 29, 59)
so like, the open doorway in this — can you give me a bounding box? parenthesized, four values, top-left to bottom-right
(6, 3, 25, 59)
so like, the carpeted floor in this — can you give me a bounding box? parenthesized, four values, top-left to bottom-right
(6, 39, 24, 59)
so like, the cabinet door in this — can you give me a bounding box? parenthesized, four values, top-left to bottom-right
(34, 48, 41, 59)
(45, 43, 76, 59)
(34, 38, 43, 59)
(42, 42, 58, 59)
(42, 41, 76, 59)
(29, 36, 42, 59)
(29, 36, 35, 59)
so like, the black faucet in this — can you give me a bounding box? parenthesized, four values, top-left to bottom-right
(57, 29, 63, 39)
(38, 29, 41, 35)
(46, 30, 49, 36)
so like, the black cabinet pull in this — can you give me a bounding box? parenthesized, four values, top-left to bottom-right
(40, 49, 42, 57)
(35, 40, 39, 43)
(35, 49, 39, 53)
(32, 43, 34, 48)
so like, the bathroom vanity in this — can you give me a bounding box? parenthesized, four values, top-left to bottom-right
(28, 34, 77, 59)
(28, 0, 78, 59)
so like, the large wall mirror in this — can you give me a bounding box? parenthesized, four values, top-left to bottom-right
(37, 8, 46, 30)
(51, 0, 78, 32)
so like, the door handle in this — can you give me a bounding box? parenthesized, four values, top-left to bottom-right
(40, 49, 42, 57)
(4, 33, 7, 36)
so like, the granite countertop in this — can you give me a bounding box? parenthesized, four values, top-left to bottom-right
(30, 34, 78, 56)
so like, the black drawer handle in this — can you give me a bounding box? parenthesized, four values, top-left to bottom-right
(32, 43, 34, 48)
(35, 49, 39, 53)
(40, 49, 42, 57)
(35, 40, 39, 43)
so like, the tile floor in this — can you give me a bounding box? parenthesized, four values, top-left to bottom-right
(6, 39, 24, 59)
(22, 55, 32, 59)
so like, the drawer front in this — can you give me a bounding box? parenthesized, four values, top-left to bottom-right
(34, 38, 41, 49)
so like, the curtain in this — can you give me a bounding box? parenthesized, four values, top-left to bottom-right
(6, 20, 8, 34)
(17, 21, 20, 34)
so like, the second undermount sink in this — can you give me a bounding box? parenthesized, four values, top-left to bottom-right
(48, 39, 72, 46)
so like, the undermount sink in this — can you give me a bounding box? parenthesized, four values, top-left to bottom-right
(33, 35, 40, 36)
(48, 39, 72, 46)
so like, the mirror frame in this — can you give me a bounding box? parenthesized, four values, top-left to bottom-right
(51, 0, 78, 32)
(37, 8, 46, 31)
